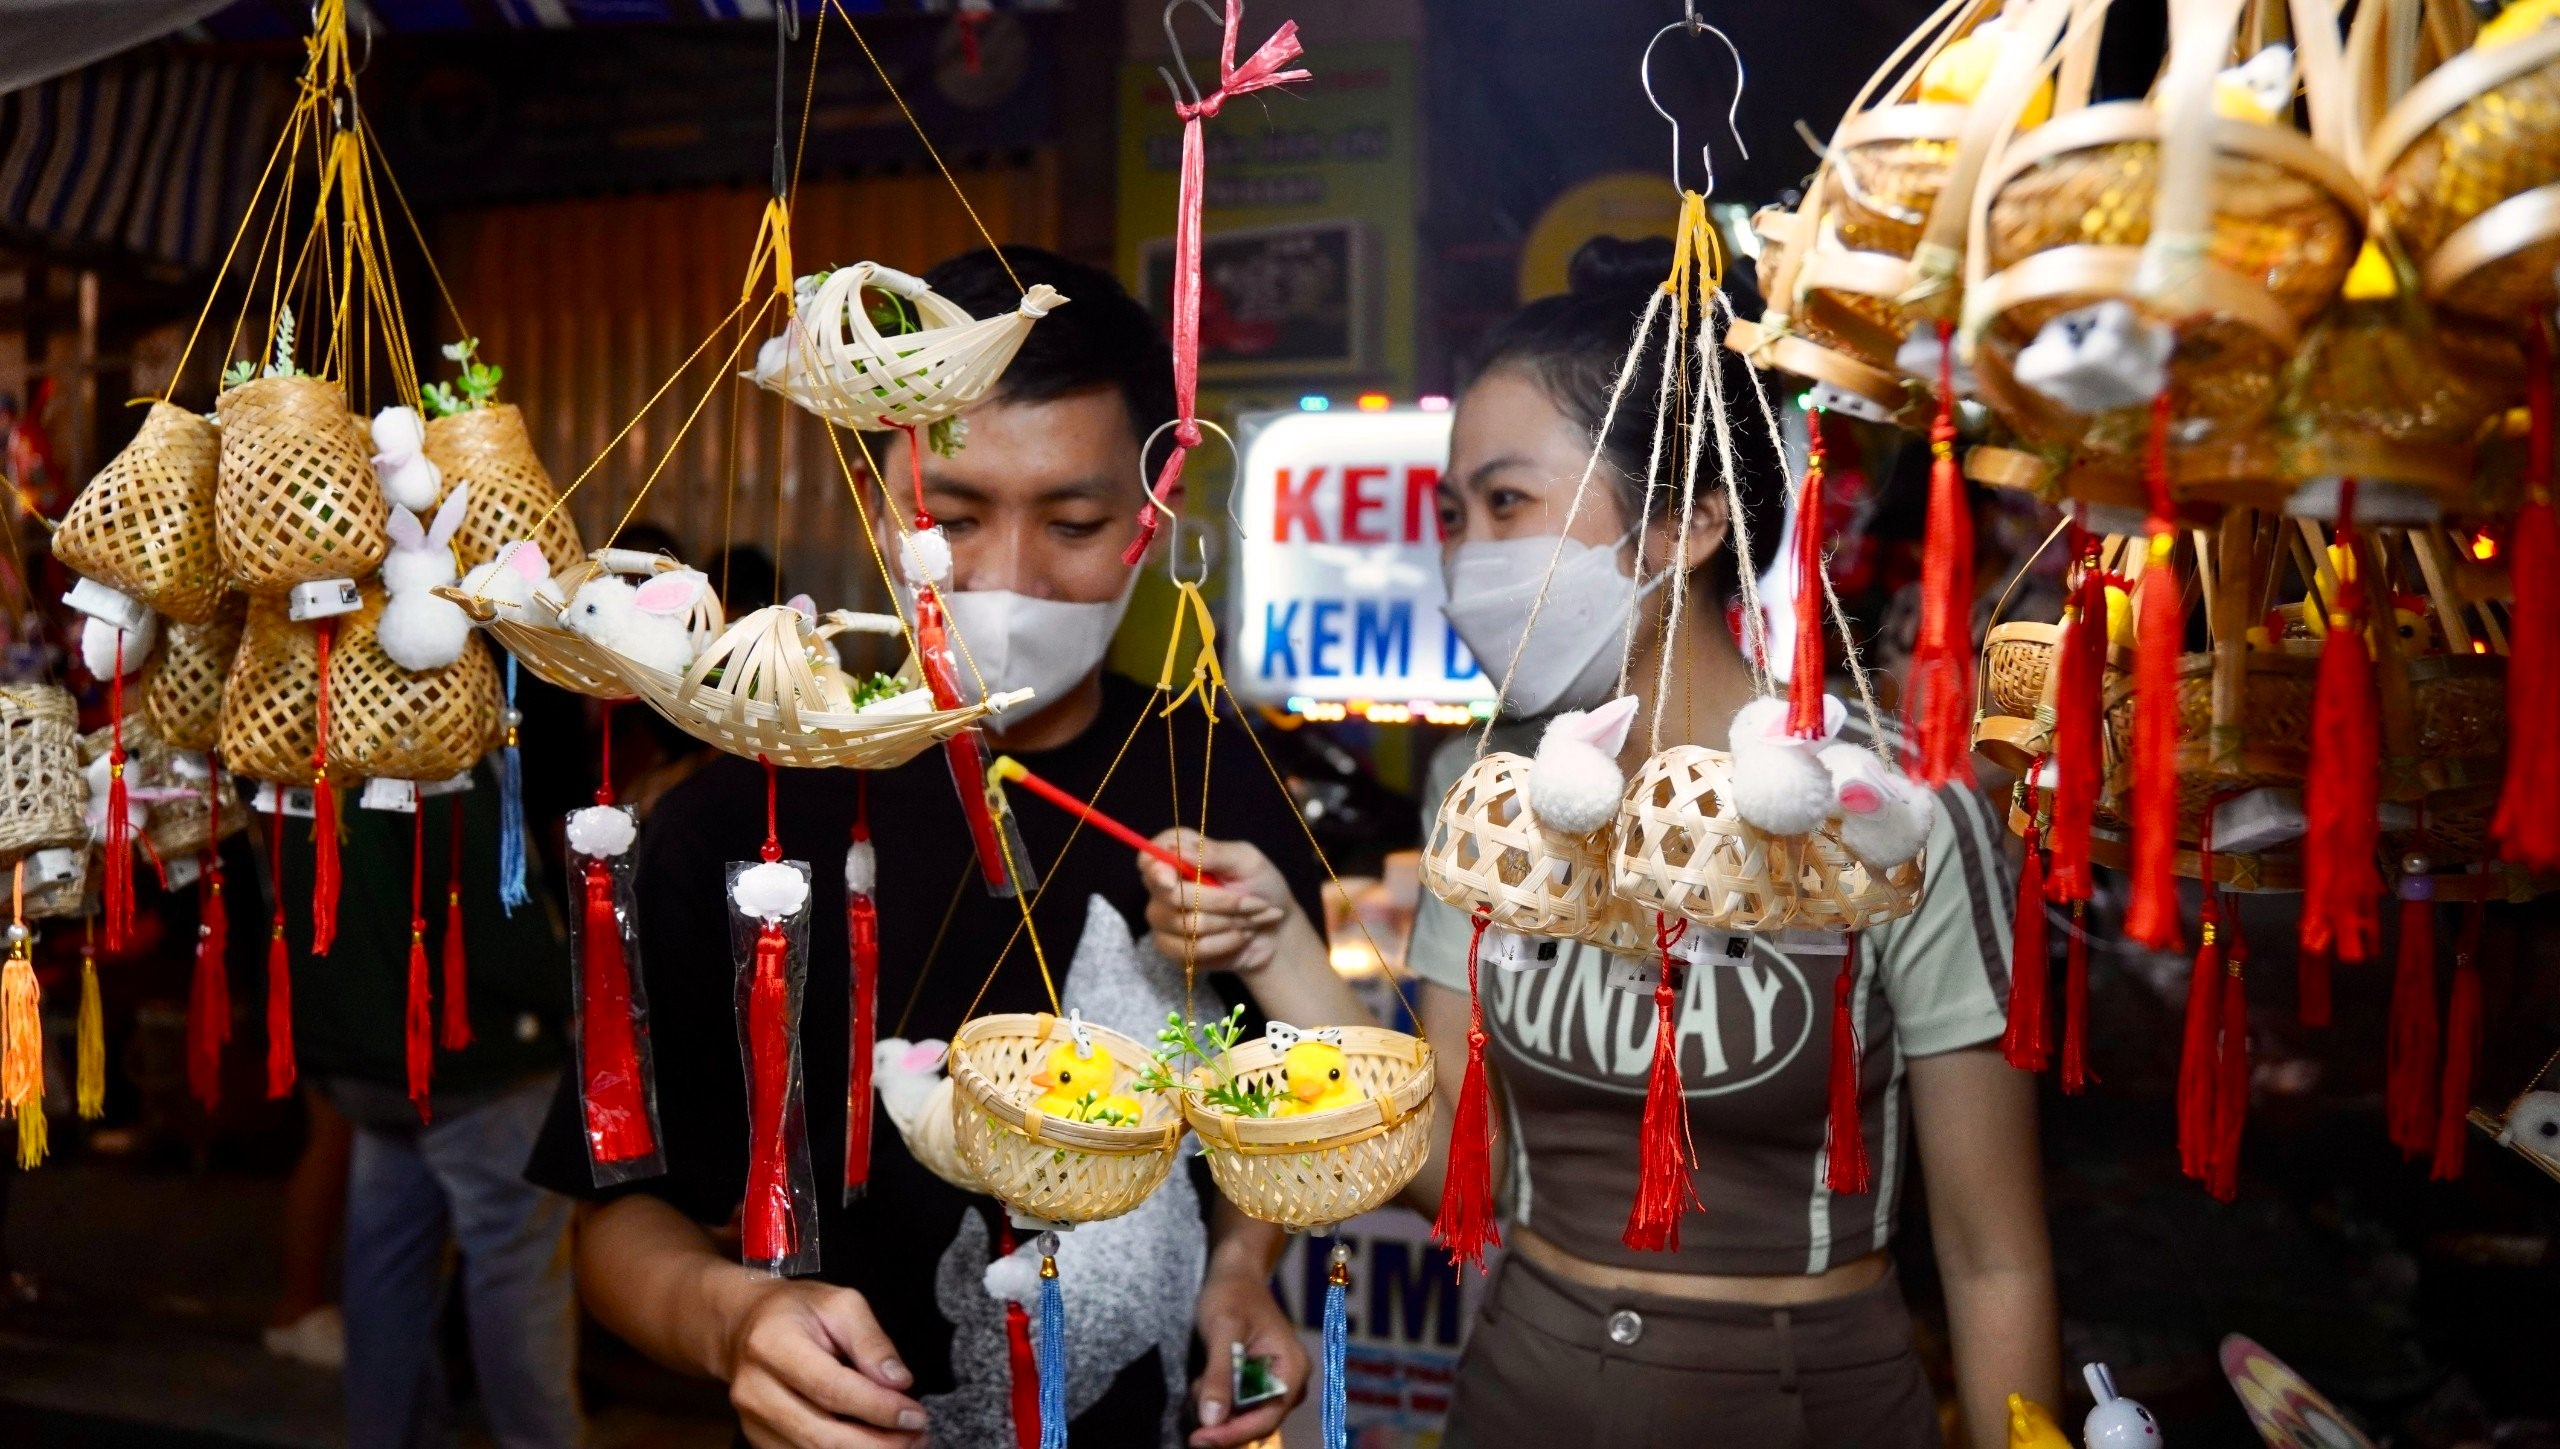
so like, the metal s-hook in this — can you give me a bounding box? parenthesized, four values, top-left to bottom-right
(1640, 16, 1750, 198)
(1137, 416, 1234, 586)
(1156, 0, 1225, 111)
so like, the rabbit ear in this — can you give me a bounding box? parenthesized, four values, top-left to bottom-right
(631, 571, 704, 616)
(1572, 694, 1640, 754)
(1837, 779, 1885, 815)
(503, 540, 547, 581)
(786, 593, 816, 619)
(386, 507, 424, 550)
(427, 484, 468, 547)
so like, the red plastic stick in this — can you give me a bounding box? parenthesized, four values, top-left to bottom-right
(990, 757, 1216, 885)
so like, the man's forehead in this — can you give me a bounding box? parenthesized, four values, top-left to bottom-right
(897, 388, 1145, 503)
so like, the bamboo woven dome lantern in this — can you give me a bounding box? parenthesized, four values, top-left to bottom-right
(1612, 745, 1925, 935)
(53, 402, 228, 625)
(755, 262, 1066, 432)
(1418, 751, 1617, 941)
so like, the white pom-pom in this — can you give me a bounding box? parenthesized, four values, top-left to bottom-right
(2499, 1090, 2560, 1160)
(983, 1248, 1042, 1306)
(1526, 694, 1639, 835)
(370, 405, 426, 458)
(899, 527, 952, 587)
(844, 838, 877, 894)
(1725, 699, 1835, 836)
(732, 860, 809, 920)
(566, 805, 636, 858)
(80, 612, 156, 679)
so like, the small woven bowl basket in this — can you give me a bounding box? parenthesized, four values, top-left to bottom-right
(1613, 745, 1924, 935)
(325, 585, 503, 782)
(424, 404, 584, 574)
(1182, 1027, 1435, 1233)
(949, 1013, 1185, 1227)
(147, 597, 247, 753)
(1417, 752, 1615, 939)
(218, 594, 321, 785)
(0, 685, 89, 865)
(451, 548, 724, 700)
(54, 401, 228, 624)
(213, 375, 389, 594)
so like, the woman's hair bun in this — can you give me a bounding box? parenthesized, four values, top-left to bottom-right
(1565, 235, 1676, 299)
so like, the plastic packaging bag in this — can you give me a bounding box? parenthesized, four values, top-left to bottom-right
(566, 802, 664, 1186)
(730, 855, 820, 1277)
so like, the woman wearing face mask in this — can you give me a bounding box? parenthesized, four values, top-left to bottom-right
(1140, 237, 2057, 1447)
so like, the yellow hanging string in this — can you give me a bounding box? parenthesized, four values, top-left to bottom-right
(1662, 189, 1723, 303)
(76, 917, 102, 1121)
(1156, 581, 1226, 719)
(746, 197, 798, 311)
(3, 862, 43, 1167)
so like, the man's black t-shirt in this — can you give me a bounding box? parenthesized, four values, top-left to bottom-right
(524, 673, 1324, 1441)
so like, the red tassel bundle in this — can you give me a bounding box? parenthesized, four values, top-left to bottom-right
(2061, 903, 2097, 1094)
(102, 633, 135, 952)
(2433, 905, 2486, 1180)
(1904, 322, 1976, 787)
(844, 783, 879, 1202)
(2299, 945, 2333, 1028)
(188, 856, 229, 1111)
(309, 620, 340, 957)
(404, 807, 434, 1119)
(2177, 900, 2224, 1181)
(743, 918, 797, 1267)
(579, 855, 655, 1165)
(2300, 491, 2383, 964)
(2497, 318, 2560, 870)
(2206, 928, 2250, 1203)
(2046, 528, 2106, 903)
(1824, 942, 1873, 1195)
(1787, 409, 1830, 738)
(439, 797, 472, 1052)
(2385, 872, 2439, 1160)
(264, 801, 295, 1099)
(1627, 918, 1706, 1245)
(2125, 397, 2185, 950)
(914, 585, 1010, 892)
(1006, 1297, 1041, 1449)
(2003, 775, 2052, 1072)
(1434, 908, 1501, 1270)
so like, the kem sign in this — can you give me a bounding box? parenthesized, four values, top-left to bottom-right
(1229, 409, 1487, 706)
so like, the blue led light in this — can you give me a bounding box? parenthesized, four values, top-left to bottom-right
(1299, 395, 1331, 412)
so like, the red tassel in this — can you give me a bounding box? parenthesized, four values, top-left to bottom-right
(2299, 944, 2333, 1027)
(2432, 905, 2486, 1180)
(404, 807, 434, 1119)
(2060, 902, 2097, 1095)
(264, 801, 295, 1099)
(187, 860, 229, 1111)
(2126, 397, 2185, 950)
(1823, 940, 1873, 1195)
(2498, 318, 2560, 870)
(309, 620, 340, 957)
(2177, 900, 2224, 1180)
(845, 779, 878, 1201)
(2300, 489, 2382, 964)
(915, 585, 1010, 891)
(743, 919, 797, 1266)
(440, 797, 471, 1051)
(1904, 321, 1976, 787)
(2003, 776, 2052, 1072)
(1006, 1297, 1041, 1449)
(2206, 929, 2250, 1202)
(2385, 874, 2439, 1160)
(1787, 410, 1830, 737)
(103, 632, 135, 952)
(579, 855, 655, 1165)
(2046, 528, 2107, 903)
(1627, 918, 1706, 1244)
(1434, 908, 1502, 1269)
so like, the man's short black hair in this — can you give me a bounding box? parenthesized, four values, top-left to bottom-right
(923, 246, 1176, 453)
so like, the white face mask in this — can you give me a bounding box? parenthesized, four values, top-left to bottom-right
(940, 571, 1139, 720)
(1440, 534, 1664, 716)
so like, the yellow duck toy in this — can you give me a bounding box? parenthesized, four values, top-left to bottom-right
(2007, 1393, 2073, 1449)
(1919, 17, 2055, 128)
(2480, 0, 2560, 50)
(1268, 1023, 1367, 1118)
(1029, 1020, 1145, 1126)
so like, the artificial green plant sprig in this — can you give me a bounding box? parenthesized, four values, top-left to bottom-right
(421, 337, 502, 418)
(1131, 1004, 1273, 1120)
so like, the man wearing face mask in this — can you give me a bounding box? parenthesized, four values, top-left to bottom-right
(524, 247, 1324, 1449)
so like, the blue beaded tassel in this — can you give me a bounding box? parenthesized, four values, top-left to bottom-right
(1321, 1240, 1350, 1449)
(497, 656, 528, 915)
(1036, 1234, 1067, 1449)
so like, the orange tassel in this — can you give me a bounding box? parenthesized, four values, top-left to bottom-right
(2045, 528, 2107, 903)
(2003, 776, 2052, 1072)
(1627, 918, 1706, 1243)
(2060, 902, 2096, 1094)
(2498, 318, 2560, 870)
(103, 632, 135, 952)
(439, 797, 471, 1051)
(2178, 900, 2224, 1181)
(1904, 321, 1976, 787)
(405, 806, 433, 1120)
(1823, 941, 1873, 1194)
(2300, 489, 2382, 963)
(2385, 873, 2439, 1160)
(309, 620, 340, 957)
(1787, 410, 1830, 737)
(1433, 908, 1501, 1270)
(2126, 396, 2185, 950)
(2206, 928, 2250, 1202)
(2432, 905, 2486, 1180)
(4, 913, 46, 1170)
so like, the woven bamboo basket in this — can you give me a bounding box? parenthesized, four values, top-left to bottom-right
(325, 584, 503, 783)
(447, 548, 724, 701)
(949, 1013, 1184, 1226)
(758, 263, 1066, 432)
(145, 596, 247, 753)
(1611, 745, 1922, 934)
(606, 604, 1013, 770)
(213, 375, 389, 593)
(0, 686, 89, 863)
(1418, 751, 1616, 940)
(423, 404, 583, 574)
(2275, 280, 2519, 512)
(1984, 621, 2061, 718)
(1181, 1027, 1435, 1232)
(218, 593, 321, 785)
(76, 713, 245, 861)
(53, 402, 227, 624)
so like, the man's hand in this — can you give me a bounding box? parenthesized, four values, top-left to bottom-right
(1187, 1246, 1309, 1448)
(1142, 828, 1299, 974)
(721, 1277, 928, 1449)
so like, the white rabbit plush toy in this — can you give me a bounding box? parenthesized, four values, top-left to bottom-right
(370, 406, 443, 513)
(1527, 694, 1640, 835)
(2013, 299, 2174, 415)
(79, 609, 158, 681)
(561, 569, 709, 676)
(1819, 744, 1938, 870)
(457, 540, 565, 628)
(1727, 695, 1846, 836)
(379, 486, 473, 672)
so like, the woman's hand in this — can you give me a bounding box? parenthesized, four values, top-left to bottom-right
(1188, 1224, 1311, 1446)
(1141, 828, 1298, 975)
(720, 1276, 927, 1449)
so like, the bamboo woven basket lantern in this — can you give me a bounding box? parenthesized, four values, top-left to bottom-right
(53, 402, 227, 624)
(757, 263, 1066, 432)
(2361, 0, 2560, 317)
(1964, 0, 2367, 473)
(605, 604, 1017, 770)
(949, 1013, 1185, 1227)
(143, 763, 250, 861)
(1417, 751, 1616, 940)
(0, 685, 89, 864)
(448, 547, 724, 701)
(1611, 745, 1924, 934)
(146, 597, 247, 753)
(1729, 197, 1927, 427)
(218, 593, 322, 785)
(213, 375, 390, 593)
(324, 584, 503, 783)
(1181, 1027, 1436, 1232)
(423, 404, 584, 574)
